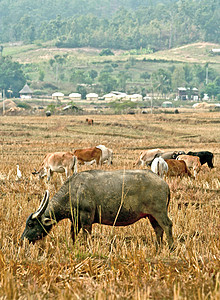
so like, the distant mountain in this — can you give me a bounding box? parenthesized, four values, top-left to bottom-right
(0, 0, 219, 51)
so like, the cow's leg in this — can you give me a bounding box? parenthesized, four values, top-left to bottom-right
(73, 157, 77, 173)
(150, 212, 174, 250)
(65, 167, 70, 178)
(47, 169, 53, 181)
(96, 156, 101, 166)
(148, 215, 164, 250)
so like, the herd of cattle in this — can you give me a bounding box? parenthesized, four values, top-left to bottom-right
(32, 146, 214, 181)
(135, 148, 214, 179)
(20, 146, 214, 247)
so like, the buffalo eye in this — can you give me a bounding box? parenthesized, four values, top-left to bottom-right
(28, 221, 34, 228)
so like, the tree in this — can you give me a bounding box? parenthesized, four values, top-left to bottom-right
(0, 56, 26, 97)
(171, 66, 186, 90)
(140, 71, 150, 82)
(76, 85, 87, 99)
(0, 45, 3, 57)
(98, 72, 117, 93)
(88, 70, 98, 80)
(152, 69, 171, 96)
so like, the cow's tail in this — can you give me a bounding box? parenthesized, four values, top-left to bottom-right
(157, 159, 160, 176)
(167, 187, 171, 210)
(72, 155, 78, 174)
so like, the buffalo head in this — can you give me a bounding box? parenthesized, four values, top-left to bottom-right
(21, 191, 56, 243)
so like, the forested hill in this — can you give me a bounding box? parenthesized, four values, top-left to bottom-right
(0, 0, 219, 51)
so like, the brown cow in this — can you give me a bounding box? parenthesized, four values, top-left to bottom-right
(32, 152, 77, 181)
(177, 155, 201, 177)
(165, 159, 192, 177)
(74, 147, 102, 165)
(86, 118, 93, 125)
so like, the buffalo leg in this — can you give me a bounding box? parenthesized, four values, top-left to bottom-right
(80, 211, 93, 240)
(151, 213, 174, 250)
(70, 222, 81, 244)
(148, 215, 164, 250)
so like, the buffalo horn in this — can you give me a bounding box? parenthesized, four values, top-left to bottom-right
(32, 190, 49, 219)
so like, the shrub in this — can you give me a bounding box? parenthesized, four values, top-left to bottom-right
(99, 49, 114, 56)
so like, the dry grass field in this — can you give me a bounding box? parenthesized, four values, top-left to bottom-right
(0, 111, 219, 299)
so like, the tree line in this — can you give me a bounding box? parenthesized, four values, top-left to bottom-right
(0, 0, 219, 50)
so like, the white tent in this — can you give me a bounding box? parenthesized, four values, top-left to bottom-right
(86, 93, 98, 101)
(52, 92, 64, 100)
(103, 93, 117, 101)
(69, 93, 81, 100)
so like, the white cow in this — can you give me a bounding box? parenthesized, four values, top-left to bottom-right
(151, 157, 168, 179)
(96, 145, 113, 165)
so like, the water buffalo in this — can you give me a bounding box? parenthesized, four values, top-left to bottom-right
(21, 170, 174, 250)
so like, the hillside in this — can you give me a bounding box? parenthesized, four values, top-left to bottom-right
(2, 42, 220, 98)
(4, 42, 220, 65)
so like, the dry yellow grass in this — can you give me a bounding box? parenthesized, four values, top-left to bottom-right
(0, 111, 219, 299)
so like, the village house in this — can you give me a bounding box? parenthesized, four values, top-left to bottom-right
(19, 83, 33, 99)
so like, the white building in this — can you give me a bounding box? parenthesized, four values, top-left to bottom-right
(52, 92, 64, 100)
(19, 83, 33, 99)
(69, 93, 81, 101)
(126, 94, 143, 102)
(103, 93, 117, 101)
(86, 93, 98, 101)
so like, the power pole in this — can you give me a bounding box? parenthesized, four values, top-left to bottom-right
(206, 65, 209, 85)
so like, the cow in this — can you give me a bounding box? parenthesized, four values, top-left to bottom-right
(165, 159, 192, 177)
(156, 151, 186, 160)
(187, 151, 214, 169)
(21, 169, 174, 250)
(151, 157, 168, 179)
(32, 152, 77, 181)
(177, 155, 201, 177)
(134, 149, 163, 167)
(96, 145, 113, 165)
(86, 118, 93, 125)
(74, 147, 102, 165)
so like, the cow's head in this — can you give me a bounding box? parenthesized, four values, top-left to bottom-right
(21, 191, 56, 243)
(32, 167, 47, 179)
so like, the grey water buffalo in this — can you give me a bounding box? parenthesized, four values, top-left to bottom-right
(21, 170, 174, 250)
(32, 152, 77, 181)
(187, 151, 214, 169)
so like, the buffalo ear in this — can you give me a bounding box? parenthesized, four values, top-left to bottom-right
(42, 217, 56, 226)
